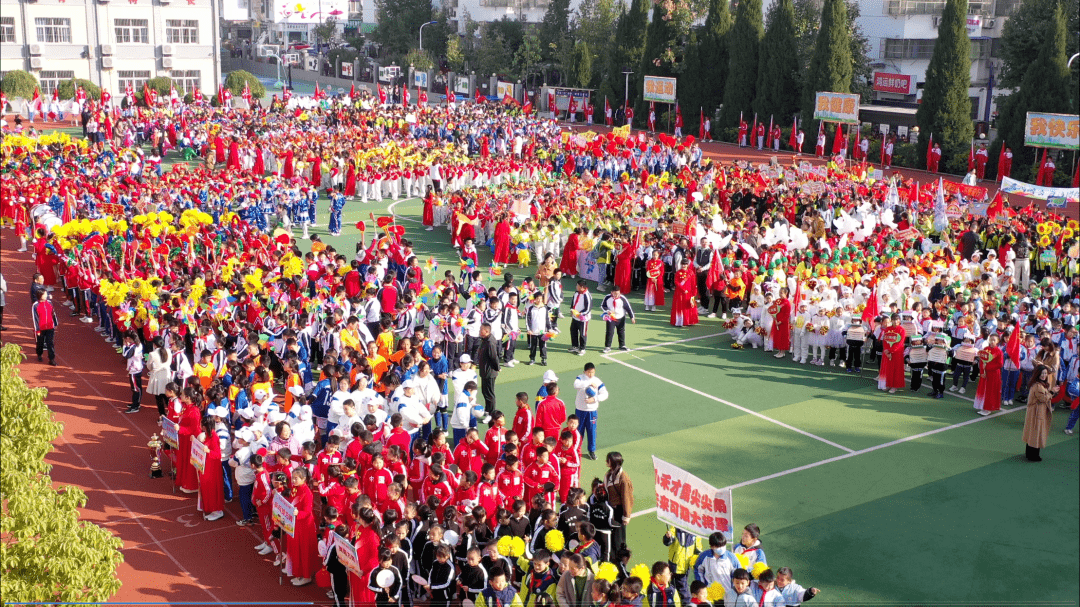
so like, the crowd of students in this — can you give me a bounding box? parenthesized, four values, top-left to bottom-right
(3, 86, 1078, 604)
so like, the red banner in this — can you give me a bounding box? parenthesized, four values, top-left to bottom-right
(933, 179, 988, 201)
(873, 72, 913, 95)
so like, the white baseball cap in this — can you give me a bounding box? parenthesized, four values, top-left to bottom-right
(402, 379, 417, 390)
(543, 370, 558, 383)
(459, 354, 472, 364)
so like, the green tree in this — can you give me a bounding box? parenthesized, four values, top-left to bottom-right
(844, 1, 874, 101)
(606, 0, 649, 107)
(0, 344, 124, 603)
(373, 0, 434, 55)
(446, 35, 466, 72)
(574, 0, 619, 87)
(57, 78, 101, 101)
(995, 2, 1073, 179)
(680, 0, 732, 129)
(635, 3, 679, 123)
(915, 0, 973, 173)
(475, 26, 512, 78)
(1, 70, 40, 99)
(144, 77, 174, 97)
(717, 0, 763, 127)
(800, 0, 852, 136)
(224, 71, 267, 99)
(404, 48, 434, 72)
(514, 33, 543, 84)
(313, 18, 340, 45)
(753, 0, 799, 121)
(998, 0, 1079, 89)
(570, 40, 593, 88)
(539, 0, 573, 63)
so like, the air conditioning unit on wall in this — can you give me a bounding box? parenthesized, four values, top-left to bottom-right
(30, 57, 43, 68)
(162, 57, 174, 68)
(162, 44, 174, 55)
(29, 44, 43, 55)
(931, 15, 941, 27)
(982, 18, 996, 28)
(102, 57, 115, 68)
(100, 43, 114, 55)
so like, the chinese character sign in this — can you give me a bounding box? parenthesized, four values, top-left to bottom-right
(334, 533, 362, 575)
(1024, 112, 1080, 150)
(189, 436, 207, 473)
(652, 456, 733, 540)
(160, 416, 179, 449)
(872, 73, 912, 95)
(813, 92, 860, 124)
(642, 76, 677, 104)
(273, 492, 296, 536)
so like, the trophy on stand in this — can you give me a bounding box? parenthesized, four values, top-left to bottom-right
(148, 434, 163, 478)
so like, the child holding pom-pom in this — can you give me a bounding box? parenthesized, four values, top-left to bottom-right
(662, 526, 702, 603)
(643, 562, 681, 607)
(775, 567, 820, 606)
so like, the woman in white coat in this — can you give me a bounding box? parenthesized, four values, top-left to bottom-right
(145, 336, 173, 416)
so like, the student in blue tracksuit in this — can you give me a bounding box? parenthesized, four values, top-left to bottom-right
(693, 533, 740, 603)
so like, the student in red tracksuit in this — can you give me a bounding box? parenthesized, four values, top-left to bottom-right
(512, 393, 533, 444)
(362, 452, 394, 512)
(496, 455, 524, 509)
(523, 447, 559, 505)
(534, 385, 567, 442)
(552, 431, 581, 504)
(484, 411, 508, 465)
(421, 464, 455, 518)
(454, 428, 490, 476)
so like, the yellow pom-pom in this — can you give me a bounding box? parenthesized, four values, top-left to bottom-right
(496, 536, 513, 557)
(629, 563, 650, 583)
(750, 562, 770, 579)
(734, 553, 749, 570)
(706, 583, 725, 602)
(509, 537, 526, 558)
(544, 529, 565, 553)
(595, 562, 619, 583)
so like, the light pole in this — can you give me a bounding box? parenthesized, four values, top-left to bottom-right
(419, 20, 438, 51)
(622, 68, 633, 120)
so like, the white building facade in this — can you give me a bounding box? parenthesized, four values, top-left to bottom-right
(0, 0, 221, 99)
(859, 0, 1018, 128)
(449, 0, 582, 34)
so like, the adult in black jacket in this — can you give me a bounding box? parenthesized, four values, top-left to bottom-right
(477, 323, 501, 415)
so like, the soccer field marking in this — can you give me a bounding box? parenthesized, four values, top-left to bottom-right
(601, 354, 859, 454)
(616, 332, 727, 353)
(100, 504, 195, 526)
(721, 405, 1026, 492)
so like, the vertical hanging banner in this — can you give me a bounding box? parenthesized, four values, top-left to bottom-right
(1024, 112, 1080, 150)
(813, 92, 860, 124)
(652, 456, 733, 540)
(642, 76, 677, 104)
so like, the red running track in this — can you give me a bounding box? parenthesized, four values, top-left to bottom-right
(1, 228, 332, 605)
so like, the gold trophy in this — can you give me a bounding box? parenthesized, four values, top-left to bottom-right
(148, 434, 163, 478)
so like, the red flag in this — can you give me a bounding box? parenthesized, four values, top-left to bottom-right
(314, 82, 325, 100)
(548, 91, 556, 113)
(447, 89, 456, 104)
(788, 117, 798, 149)
(1006, 320, 1021, 371)
(349, 83, 356, 98)
(143, 82, 156, 106)
(750, 113, 758, 144)
(832, 123, 844, 154)
(925, 133, 934, 169)
(986, 191, 1004, 220)
(1074, 158, 1079, 188)
(907, 180, 919, 209)
(377, 83, 387, 104)
(403, 86, 410, 107)
(675, 103, 683, 129)
(522, 100, 533, 115)
(1036, 149, 1049, 186)
(52, 87, 58, 103)
(765, 115, 774, 147)
(861, 286, 879, 330)
(967, 140, 975, 172)
(30, 86, 42, 112)
(475, 88, 484, 103)
(699, 108, 705, 141)
(997, 142, 1009, 182)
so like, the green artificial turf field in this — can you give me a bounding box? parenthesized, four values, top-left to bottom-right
(302, 195, 1078, 604)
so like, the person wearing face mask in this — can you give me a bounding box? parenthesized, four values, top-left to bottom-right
(693, 533, 740, 602)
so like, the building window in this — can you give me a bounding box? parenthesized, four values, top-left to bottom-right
(35, 18, 72, 44)
(995, 0, 1021, 15)
(39, 70, 75, 96)
(115, 18, 150, 44)
(118, 70, 152, 92)
(166, 20, 200, 44)
(170, 70, 201, 94)
(1, 16, 16, 44)
(884, 0, 991, 14)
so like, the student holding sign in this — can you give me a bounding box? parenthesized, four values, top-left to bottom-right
(195, 418, 225, 521)
(285, 467, 319, 586)
(175, 388, 202, 494)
